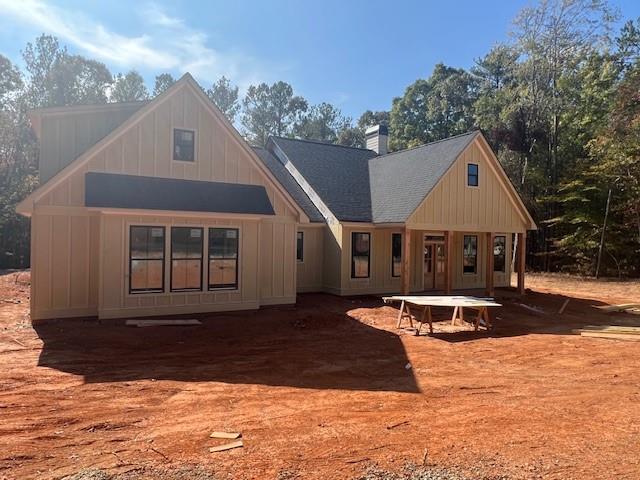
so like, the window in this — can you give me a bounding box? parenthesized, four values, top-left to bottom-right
(463, 235, 477, 274)
(351, 232, 370, 278)
(208, 228, 239, 289)
(391, 233, 402, 277)
(173, 128, 195, 162)
(296, 231, 304, 262)
(170, 227, 203, 291)
(129, 226, 165, 293)
(467, 163, 478, 186)
(493, 235, 506, 272)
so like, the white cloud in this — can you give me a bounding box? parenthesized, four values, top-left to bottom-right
(0, 0, 279, 87)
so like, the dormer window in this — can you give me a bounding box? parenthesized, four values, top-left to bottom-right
(467, 163, 478, 186)
(173, 129, 195, 162)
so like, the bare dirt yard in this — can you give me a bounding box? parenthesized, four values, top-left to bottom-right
(1, 271, 639, 480)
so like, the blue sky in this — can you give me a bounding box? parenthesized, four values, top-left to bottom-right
(1, 0, 639, 119)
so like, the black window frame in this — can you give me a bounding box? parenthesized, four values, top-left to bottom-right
(467, 163, 479, 186)
(296, 231, 304, 262)
(463, 234, 478, 275)
(173, 128, 196, 162)
(128, 225, 166, 294)
(170, 226, 204, 292)
(493, 235, 506, 273)
(391, 233, 402, 278)
(351, 232, 371, 279)
(208, 227, 239, 290)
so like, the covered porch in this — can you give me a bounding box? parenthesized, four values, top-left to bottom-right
(399, 228, 527, 297)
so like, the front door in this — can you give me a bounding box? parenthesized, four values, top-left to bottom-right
(424, 234, 446, 290)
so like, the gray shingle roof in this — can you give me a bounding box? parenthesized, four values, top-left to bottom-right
(269, 137, 377, 222)
(252, 146, 324, 222)
(369, 131, 479, 223)
(85, 172, 275, 215)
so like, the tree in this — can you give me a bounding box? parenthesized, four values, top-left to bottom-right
(294, 102, 351, 143)
(206, 76, 240, 123)
(111, 70, 149, 102)
(153, 73, 175, 97)
(0, 54, 23, 101)
(389, 63, 478, 150)
(241, 81, 308, 146)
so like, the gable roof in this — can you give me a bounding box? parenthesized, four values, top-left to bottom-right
(85, 172, 275, 215)
(17, 74, 309, 223)
(269, 137, 377, 222)
(369, 131, 479, 223)
(252, 147, 324, 222)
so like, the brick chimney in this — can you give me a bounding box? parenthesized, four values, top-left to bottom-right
(365, 125, 388, 155)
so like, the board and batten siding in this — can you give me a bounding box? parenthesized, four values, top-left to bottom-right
(406, 139, 528, 234)
(296, 226, 324, 293)
(29, 81, 301, 320)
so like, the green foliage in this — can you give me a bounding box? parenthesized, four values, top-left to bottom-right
(292, 102, 351, 143)
(206, 76, 240, 123)
(152, 73, 176, 97)
(111, 70, 149, 102)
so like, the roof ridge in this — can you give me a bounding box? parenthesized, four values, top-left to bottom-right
(374, 130, 479, 160)
(270, 135, 375, 152)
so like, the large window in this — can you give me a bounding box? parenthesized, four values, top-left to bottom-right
(467, 163, 479, 186)
(209, 228, 239, 289)
(173, 128, 195, 162)
(391, 233, 402, 277)
(171, 227, 203, 292)
(296, 231, 304, 262)
(493, 235, 506, 272)
(463, 235, 477, 274)
(351, 232, 370, 278)
(129, 226, 165, 293)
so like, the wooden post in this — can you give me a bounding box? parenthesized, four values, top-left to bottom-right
(517, 232, 526, 295)
(444, 231, 453, 294)
(401, 228, 411, 295)
(485, 232, 494, 297)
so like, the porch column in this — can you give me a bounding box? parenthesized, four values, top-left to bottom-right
(401, 228, 411, 295)
(485, 232, 495, 297)
(517, 232, 526, 295)
(444, 231, 453, 294)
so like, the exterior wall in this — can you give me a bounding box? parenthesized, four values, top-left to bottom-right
(449, 231, 512, 290)
(30, 82, 301, 320)
(30, 211, 100, 320)
(38, 103, 144, 183)
(322, 222, 343, 294)
(97, 214, 295, 319)
(296, 226, 324, 293)
(407, 139, 528, 233)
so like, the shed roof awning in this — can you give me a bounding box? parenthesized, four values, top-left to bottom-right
(85, 172, 275, 215)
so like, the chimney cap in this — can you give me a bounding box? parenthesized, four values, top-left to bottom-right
(365, 124, 388, 137)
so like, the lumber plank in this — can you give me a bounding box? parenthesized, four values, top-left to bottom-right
(126, 319, 201, 327)
(210, 431, 241, 439)
(209, 439, 243, 452)
(579, 332, 640, 341)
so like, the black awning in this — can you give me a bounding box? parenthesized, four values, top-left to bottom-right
(85, 172, 275, 215)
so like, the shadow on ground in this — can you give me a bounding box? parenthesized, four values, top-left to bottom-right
(33, 294, 419, 392)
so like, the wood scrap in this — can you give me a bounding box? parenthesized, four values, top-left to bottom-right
(210, 431, 241, 439)
(209, 439, 243, 453)
(574, 325, 640, 334)
(579, 332, 640, 341)
(125, 319, 201, 327)
(515, 303, 546, 315)
(595, 303, 640, 313)
(558, 299, 570, 315)
(386, 420, 409, 430)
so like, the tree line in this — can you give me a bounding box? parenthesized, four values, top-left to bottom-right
(1, 0, 639, 277)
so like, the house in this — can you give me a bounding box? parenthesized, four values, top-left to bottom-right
(17, 74, 536, 321)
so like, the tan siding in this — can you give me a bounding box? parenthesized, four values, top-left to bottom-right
(296, 226, 324, 292)
(407, 140, 528, 233)
(322, 222, 342, 293)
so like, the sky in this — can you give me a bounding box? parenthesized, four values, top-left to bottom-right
(1, 0, 639, 119)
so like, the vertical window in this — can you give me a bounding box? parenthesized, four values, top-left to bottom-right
(129, 226, 165, 293)
(296, 231, 304, 262)
(208, 228, 239, 289)
(173, 128, 195, 161)
(493, 235, 506, 272)
(171, 227, 203, 291)
(391, 233, 402, 277)
(463, 235, 477, 274)
(351, 232, 370, 279)
(467, 163, 478, 186)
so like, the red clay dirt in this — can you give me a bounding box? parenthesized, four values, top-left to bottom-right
(0, 271, 639, 479)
